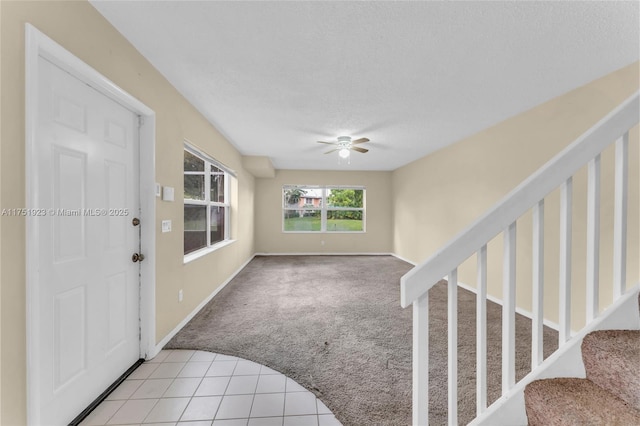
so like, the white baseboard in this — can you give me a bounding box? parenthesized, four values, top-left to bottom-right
(258, 252, 418, 266)
(390, 253, 417, 265)
(151, 254, 256, 358)
(254, 252, 395, 256)
(454, 279, 560, 331)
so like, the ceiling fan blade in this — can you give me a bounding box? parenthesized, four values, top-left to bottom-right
(324, 149, 339, 154)
(317, 141, 336, 145)
(351, 147, 369, 153)
(351, 138, 370, 145)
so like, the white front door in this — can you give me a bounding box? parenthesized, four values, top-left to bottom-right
(33, 56, 141, 425)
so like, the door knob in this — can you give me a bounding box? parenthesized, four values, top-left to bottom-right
(132, 253, 145, 262)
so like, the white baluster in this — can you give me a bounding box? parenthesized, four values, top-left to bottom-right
(586, 155, 600, 322)
(413, 294, 429, 426)
(559, 178, 573, 343)
(613, 133, 628, 299)
(532, 200, 544, 368)
(502, 223, 516, 393)
(448, 269, 458, 426)
(476, 246, 487, 415)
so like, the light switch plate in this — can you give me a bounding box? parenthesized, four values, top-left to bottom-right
(162, 186, 174, 202)
(162, 220, 172, 233)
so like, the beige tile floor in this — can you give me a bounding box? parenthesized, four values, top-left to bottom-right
(80, 349, 342, 426)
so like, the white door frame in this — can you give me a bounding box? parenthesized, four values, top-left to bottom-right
(25, 24, 157, 425)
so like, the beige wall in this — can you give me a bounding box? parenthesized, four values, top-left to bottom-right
(0, 1, 254, 424)
(392, 62, 640, 330)
(255, 170, 393, 254)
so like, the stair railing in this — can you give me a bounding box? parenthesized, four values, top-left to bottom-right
(400, 92, 639, 425)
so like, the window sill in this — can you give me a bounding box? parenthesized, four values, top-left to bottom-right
(183, 239, 236, 264)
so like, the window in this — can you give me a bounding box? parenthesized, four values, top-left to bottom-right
(184, 145, 230, 255)
(283, 186, 365, 232)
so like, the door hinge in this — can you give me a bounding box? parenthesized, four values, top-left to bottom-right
(138, 116, 144, 127)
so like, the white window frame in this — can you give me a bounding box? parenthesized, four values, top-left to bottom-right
(282, 185, 366, 233)
(184, 143, 232, 262)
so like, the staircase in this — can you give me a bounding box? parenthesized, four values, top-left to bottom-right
(524, 295, 640, 425)
(400, 91, 640, 425)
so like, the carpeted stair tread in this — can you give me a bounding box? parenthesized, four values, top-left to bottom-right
(581, 329, 640, 410)
(524, 377, 640, 426)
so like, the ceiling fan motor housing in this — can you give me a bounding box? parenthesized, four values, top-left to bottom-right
(317, 136, 368, 156)
(337, 136, 352, 148)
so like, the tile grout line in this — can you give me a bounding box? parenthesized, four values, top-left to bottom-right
(143, 350, 181, 424)
(180, 350, 218, 423)
(211, 358, 237, 422)
(169, 350, 204, 425)
(245, 362, 262, 422)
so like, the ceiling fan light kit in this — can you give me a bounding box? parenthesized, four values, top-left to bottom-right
(317, 136, 370, 164)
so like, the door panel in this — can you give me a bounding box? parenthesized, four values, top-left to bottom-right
(53, 92, 87, 133)
(53, 147, 87, 262)
(106, 272, 128, 352)
(35, 56, 141, 425)
(54, 285, 86, 390)
(105, 160, 127, 249)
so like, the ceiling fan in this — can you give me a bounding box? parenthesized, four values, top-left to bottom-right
(317, 136, 370, 159)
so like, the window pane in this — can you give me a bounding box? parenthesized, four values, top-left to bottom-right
(211, 167, 225, 203)
(283, 187, 321, 208)
(283, 210, 321, 231)
(327, 188, 364, 208)
(327, 210, 363, 231)
(184, 205, 207, 254)
(184, 175, 205, 200)
(210, 206, 226, 245)
(184, 150, 204, 172)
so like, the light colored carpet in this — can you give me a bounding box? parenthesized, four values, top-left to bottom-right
(167, 255, 558, 425)
(524, 377, 640, 425)
(582, 330, 640, 409)
(525, 305, 640, 425)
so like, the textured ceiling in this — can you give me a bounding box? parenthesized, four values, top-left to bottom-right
(90, 1, 639, 171)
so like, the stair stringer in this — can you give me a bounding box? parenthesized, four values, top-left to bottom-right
(470, 284, 640, 426)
